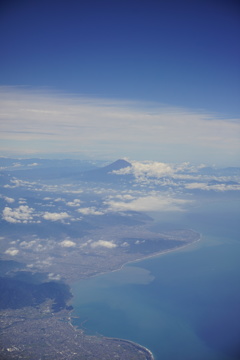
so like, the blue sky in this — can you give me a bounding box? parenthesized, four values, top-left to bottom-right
(0, 0, 239, 164)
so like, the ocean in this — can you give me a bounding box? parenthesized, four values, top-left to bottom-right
(71, 197, 240, 360)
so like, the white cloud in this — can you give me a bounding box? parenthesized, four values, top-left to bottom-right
(91, 240, 117, 249)
(59, 239, 76, 247)
(66, 199, 81, 207)
(4, 196, 15, 204)
(18, 197, 27, 204)
(27, 264, 34, 268)
(185, 182, 208, 190)
(48, 273, 61, 281)
(77, 207, 105, 215)
(27, 162, 38, 166)
(43, 211, 70, 221)
(121, 242, 129, 247)
(0, 87, 239, 165)
(114, 194, 135, 200)
(19, 240, 36, 249)
(5, 248, 19, 256)
(107, 195, 191, 212)
(0, 195, 15, 203)
(2, 205, 34, 223)
(113, 160, 214, 182)
(113, 160, 174, 179)
(4, 179, 37, 189)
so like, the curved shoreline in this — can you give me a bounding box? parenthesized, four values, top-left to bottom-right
(69, 231, 202, 360)
(81, 230, 202, 280)
(68, 317, 155, 359)
(106, 337, 155, 360)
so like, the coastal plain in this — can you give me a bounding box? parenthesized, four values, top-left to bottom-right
(0, 218, 199, 360)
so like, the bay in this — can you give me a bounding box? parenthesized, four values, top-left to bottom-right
(71, 197, 240, 360)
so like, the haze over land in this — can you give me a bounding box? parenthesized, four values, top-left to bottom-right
(0, 0, 239, 359)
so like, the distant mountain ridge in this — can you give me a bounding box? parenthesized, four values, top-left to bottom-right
(100, 159, 132, 172)
(79, 159, 132, 183)
(0, 158, 132, 183)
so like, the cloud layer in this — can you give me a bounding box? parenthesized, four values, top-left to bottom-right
(0, 86, 239, 165)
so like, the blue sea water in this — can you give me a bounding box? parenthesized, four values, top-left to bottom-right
(71, 197, 240, 360)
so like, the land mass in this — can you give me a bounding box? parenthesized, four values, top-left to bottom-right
(0, 158, 203, 359)
(0, 222, 200, 360)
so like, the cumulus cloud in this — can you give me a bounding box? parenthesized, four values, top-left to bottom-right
(0, 195, 15, 203)
(2, 205, 35, 223)
(112, 160, 212, 182)
(66, 199, 81, 207)
(90, 240, 117, 249)
(59, 239, 76, 247)
(106, 195, 191, 212)
(43, 211, 70, 221)
(77, 207, 105, 215)
(113, 160, 174, 179)
(48, 273, 61, 281)
(5, 248, 19, 256)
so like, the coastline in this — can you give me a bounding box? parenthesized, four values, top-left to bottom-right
(69, 231, 202, 360)
(106, 337, 155, 360)
(79, 230, 202, 280)
(68, 316, 155, 359)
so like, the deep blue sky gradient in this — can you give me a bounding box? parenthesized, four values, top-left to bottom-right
(1, 0, 239, 116)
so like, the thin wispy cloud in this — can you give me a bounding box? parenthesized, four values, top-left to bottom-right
(0, 86, 239, 164)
